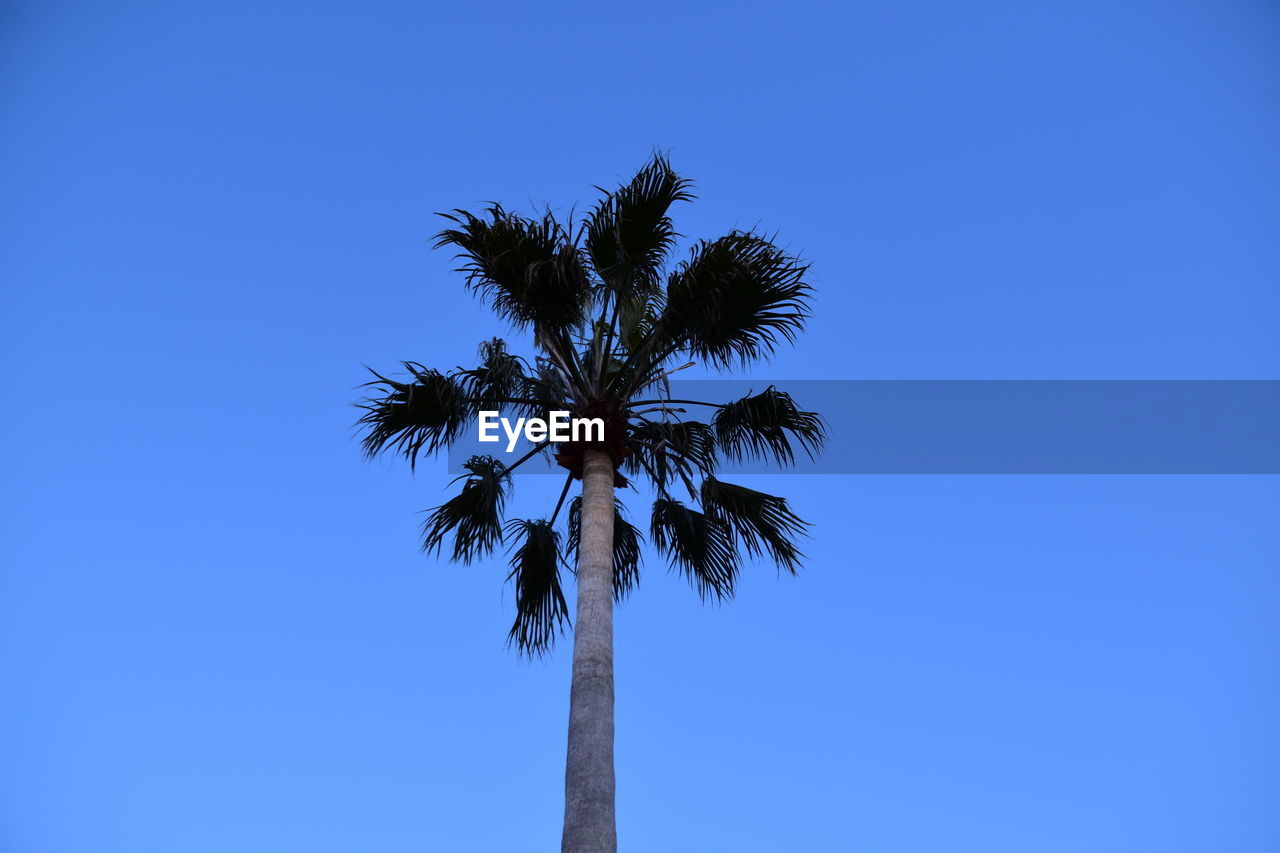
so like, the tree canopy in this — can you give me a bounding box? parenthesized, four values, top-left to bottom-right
(357, 154, 825, 654)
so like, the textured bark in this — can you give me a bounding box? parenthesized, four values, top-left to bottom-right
(561, 447, 617, 852)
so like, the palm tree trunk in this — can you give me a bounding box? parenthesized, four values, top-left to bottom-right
(562, 447, 616, 852)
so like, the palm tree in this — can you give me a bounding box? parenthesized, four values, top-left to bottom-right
(356, 155, 824, 853)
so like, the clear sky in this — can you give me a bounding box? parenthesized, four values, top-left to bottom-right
(2, 1, 1278, 851)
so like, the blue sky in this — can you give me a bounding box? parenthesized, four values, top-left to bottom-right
(2, 1, 1278, 851)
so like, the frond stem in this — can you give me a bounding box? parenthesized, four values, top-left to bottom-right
(550, 472, 575, 524)
(504, 440, 553, 474)
(629, 398, 720, 408)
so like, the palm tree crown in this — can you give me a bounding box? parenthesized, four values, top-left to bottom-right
(356, 154, 825, 655)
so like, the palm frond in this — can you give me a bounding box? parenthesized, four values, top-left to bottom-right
(357, 364, 471, 469)
(700, 477, 807, 573)
(661, 231, 812, 367)
(567, 497, 643, 601)
(504, 518, 569, 655)
(650, 498, 738, 600)
(713, 386, 826, 465)
(624, 419, 717, 489)
(420, 455, 509, 563)
(516, 363, 573, 421)
(435, 205, 591, 334)
(456, 337, 528, 407)
(621, 293, 663, 355)
(586, 153, 695, 296)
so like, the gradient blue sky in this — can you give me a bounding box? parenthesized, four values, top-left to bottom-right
(2, 1, 1278, 851)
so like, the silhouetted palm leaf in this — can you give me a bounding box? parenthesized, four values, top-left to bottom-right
(357, 364, 471, 469)
(457, 337, 528, 407)
(505, 518, 569, 655)
(435, 205, 591, 334)
(624, 419, 717, 490)
(713, 386, 826, 465)
(586, 153, 694, 296)
(421, 456, 509, 563)
(662, 232, 812, 367)
(621, 294, 663, 355)
(651, 498, 738, 600)
(700, 477, 807, 573)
